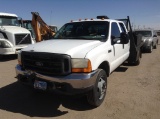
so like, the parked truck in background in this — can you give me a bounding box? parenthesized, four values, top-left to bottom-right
(15, 16, 143, 107)
(0, 12, 35, 57)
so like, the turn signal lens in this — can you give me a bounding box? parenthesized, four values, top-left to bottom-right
(71, 59, 92, 73)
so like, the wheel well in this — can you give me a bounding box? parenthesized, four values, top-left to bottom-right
(98, 61, 110, 76)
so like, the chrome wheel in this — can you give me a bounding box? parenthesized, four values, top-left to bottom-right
(97, 77, 106, 100)
(87, 69, 107, 107)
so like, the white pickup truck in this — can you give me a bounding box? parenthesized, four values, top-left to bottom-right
(15, 16, 142, 107)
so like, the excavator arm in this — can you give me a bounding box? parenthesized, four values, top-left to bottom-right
(31, 12, 55, 42)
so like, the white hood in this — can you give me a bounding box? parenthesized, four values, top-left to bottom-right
(1, 26, 30, 34)
(22, 39, 103, 58)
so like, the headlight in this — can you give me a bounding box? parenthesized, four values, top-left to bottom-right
(18, 51, 22, 65)
(71, 59, 92, 73)
(0, 40, 12, 48)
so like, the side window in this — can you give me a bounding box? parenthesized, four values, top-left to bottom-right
(119, 23, 126, 33)
(111, 22, 120, 38)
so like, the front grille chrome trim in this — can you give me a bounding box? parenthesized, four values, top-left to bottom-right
(21, 51, 71, 76)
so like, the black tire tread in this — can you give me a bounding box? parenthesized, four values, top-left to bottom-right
(87, 69, 107, 107)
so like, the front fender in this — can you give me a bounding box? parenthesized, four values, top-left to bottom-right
(84, 42, 111, 74)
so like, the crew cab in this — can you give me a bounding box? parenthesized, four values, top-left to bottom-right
(15, 16, 142, 107)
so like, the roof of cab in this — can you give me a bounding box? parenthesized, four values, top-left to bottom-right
(0, 12, 18, 17)
(70, 18, 121, 23)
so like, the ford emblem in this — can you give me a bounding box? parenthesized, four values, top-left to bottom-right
(35, 62, 43, 66)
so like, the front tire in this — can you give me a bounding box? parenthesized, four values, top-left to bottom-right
(87, 69, 107, 107)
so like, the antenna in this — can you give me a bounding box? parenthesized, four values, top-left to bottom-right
(50, 11, 52, 26)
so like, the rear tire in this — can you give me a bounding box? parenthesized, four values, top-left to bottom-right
(134, 50, 142, 66)
(134, 58, 140, 66)
(0, 55, 3, 60)
(87, 69, 107, 107)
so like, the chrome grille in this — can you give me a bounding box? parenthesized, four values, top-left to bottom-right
(21, 51, 71, 76)
(15, 34, 32, 45)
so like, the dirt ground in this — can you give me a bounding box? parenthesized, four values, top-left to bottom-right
(0, 39, 160, 119)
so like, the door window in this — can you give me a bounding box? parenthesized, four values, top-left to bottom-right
(119, 23, 126, 33)
(111, 22, 120, 38)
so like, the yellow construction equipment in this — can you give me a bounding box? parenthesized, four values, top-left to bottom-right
(31, 12, 56, 42)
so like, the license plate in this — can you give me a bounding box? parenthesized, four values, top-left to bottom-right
(34, 80, 47, 90)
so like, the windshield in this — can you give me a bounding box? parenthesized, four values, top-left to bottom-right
(23, 22, 35, 38)
(0, 16, 19, 26)
(135, 31, 152, 37)
(54, 21, 109, 41)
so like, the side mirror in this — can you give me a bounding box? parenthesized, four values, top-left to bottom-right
(120, 32, 129, 44)
(111, 36, 120, 44)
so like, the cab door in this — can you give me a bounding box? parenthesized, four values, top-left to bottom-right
(109, 22, 127, 72)
(118, 22, 130, 60)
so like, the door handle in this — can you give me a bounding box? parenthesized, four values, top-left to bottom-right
(108, 49, 112, 53)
